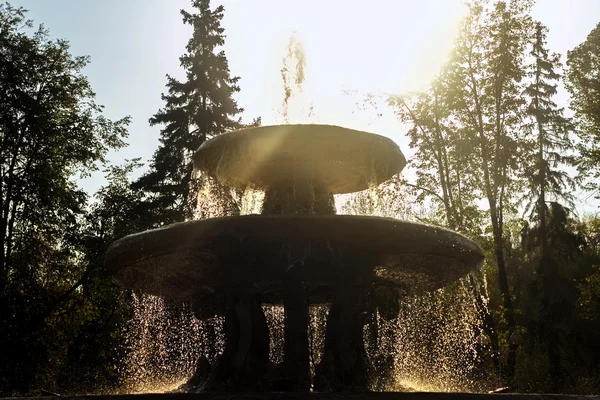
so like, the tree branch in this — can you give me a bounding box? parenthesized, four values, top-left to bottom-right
(404, 182, 446, 203)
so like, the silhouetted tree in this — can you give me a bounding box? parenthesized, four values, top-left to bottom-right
(442, 0, 534, 385)
(565, 22, 600, 202)
(518, 203, 599, 392)
(389, 76, 483, 236)
(0, 3, 129, 395)
(134, 0, 257, 225)
(56, 160, 150, 393)
(521, 22, 576, 387)
(524, 21, 576, 233)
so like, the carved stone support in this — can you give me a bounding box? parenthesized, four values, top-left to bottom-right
(314, 284, 370, 392)
(272, 281, 311, 392)
(199, 293, 269, 392)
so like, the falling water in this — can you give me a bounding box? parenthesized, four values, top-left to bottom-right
(121, 171, 255, 393)
(262, 303, 330, 379)
(194, 173, 243, 219)
(372, 279, 492, 392)
(263, 305, 285, 365)
(124, 163, 493, 392)
(122, 153, 493, 393)
(240, 186, 265, 215)
(308, 304, 329, 374)
(339, 175, 415, 220)
(119, 28, 492, 390)
(339, 183, 495, 392)
(121, 293, 227, 393)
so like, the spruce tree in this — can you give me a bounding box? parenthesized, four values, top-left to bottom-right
(135, 0, 253, 225)
(523, 21, 577, 389)
(524, 21, 576, 258)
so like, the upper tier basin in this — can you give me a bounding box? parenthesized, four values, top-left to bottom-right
(105, 215, 485, 308)
(193, 124, 406, 194)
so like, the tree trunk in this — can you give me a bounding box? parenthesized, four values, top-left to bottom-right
(470, 65, 517, 387)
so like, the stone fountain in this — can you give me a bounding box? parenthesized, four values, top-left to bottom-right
(105, 124, 485, 393)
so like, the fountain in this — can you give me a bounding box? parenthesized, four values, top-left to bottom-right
(105, 124, 485, 393)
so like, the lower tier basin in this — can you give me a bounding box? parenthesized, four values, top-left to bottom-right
(105, 215, 485, 308)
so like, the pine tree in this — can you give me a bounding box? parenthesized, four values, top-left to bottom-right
(523, 21, 577, 388)
(135, 0, 254, 225)
(524, 21, 576, 259)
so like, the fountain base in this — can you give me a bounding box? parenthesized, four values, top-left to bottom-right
(5, 391, 594, 400)
(186, 283, 378, 392)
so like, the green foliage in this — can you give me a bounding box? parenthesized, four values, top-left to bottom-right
(1, 0, 598, 396)
(388, 79, 484, 237)
(0, 0, 262, 395)
(443, 0, 533, 234)
(523, 22, 576, 221)
(380, 0, 600, 392)
(519, 23, 579, 385)
(565, 23, 600, 198)
(514, 206, 600, 393)
(0, 2, 130, 395)
(391, 0, 535, 385)
(578, 264, 600, 321)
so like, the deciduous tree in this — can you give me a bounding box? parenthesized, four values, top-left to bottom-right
(565, 23, 600, 202)
(0, 3, 129, 394)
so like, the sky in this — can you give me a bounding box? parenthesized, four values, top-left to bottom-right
(11, 0, 600, 214)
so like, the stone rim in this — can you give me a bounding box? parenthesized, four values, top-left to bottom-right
(105, 215, 485, 304)
(193, 124, 407, 194)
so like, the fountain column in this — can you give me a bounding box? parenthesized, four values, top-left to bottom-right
(278, 280, 311, 391)
(262, 176, 336, 215)
(200, 292, 270, 392)
(315, 282, 371, 391)
(262, 175, 335, 391)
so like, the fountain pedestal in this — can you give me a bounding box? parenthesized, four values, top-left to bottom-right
(262, 178, 336, 216)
